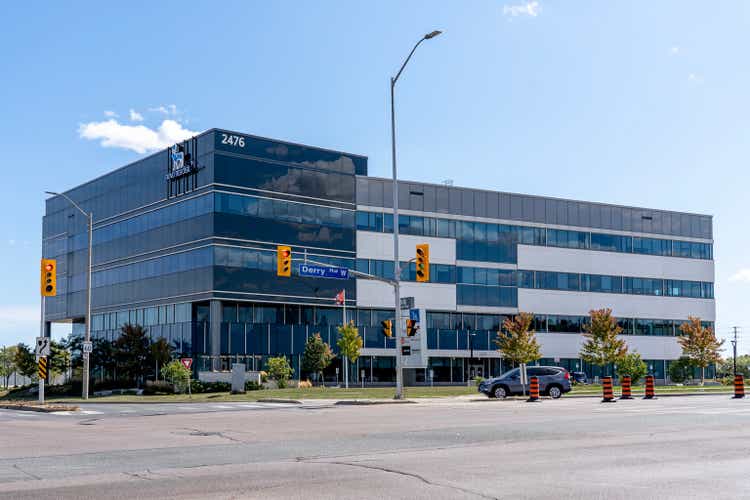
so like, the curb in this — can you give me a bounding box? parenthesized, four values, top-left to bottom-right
(334, 399, 416, 406)
(0, 403, 79, 413)
(256, 398, 303, 404)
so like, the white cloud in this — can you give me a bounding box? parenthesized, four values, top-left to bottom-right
(78, 119, 198, 154)
(149, 104, 178, 116)
(129, 109, 144, 122)
(503, 1, 541, 17)
(104, 110, 118, 118)
(669, 46, 680, 55)
(729, 269, 750, 282)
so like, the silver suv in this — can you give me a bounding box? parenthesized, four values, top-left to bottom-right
(478, 366, 572, 399)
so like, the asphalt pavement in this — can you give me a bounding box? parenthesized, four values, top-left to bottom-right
(1, 395, 749, 499)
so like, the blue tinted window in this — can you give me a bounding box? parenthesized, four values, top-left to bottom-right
(591, 233, 632, 253)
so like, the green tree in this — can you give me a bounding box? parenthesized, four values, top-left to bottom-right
(678, 317, 723, 385)
(718, 355, 750, 379)
(92, 337, 117, 381)
(267, 356, 293, 389)
(13, 343, 37, 380)
(615, 351, 648, 385)
(668, 357, 695, 384)
(336, 322, 362, 388)
(494, 312, 541, 365)
(150, 337, 173, 381)
(0, 346, 18, 388)
(160, 360, 191, 393)
(580, 308, 628, 375)
(302, 333, 335, 385)
(114, 324, 151, 386)
(48, 340, 70, 380)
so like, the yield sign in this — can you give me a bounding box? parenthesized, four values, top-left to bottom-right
(180, 358, 193, 370)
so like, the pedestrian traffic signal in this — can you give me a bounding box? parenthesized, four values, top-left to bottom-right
(416, 244, 430, 282)
(40, 259, 57, 297)
(406, 319, 419, 336)
(381, 319, 393, 337)
(276, 246, 291, 277)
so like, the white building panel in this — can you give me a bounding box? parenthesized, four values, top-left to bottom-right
(356, 279, 456, 310)
(518, 289, 715, 321)
(517, 245, 714, 282)
(356, 231, 455, 264)
(536, 333, 682, 360)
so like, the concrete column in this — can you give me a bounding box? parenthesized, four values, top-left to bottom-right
(210, 300, 222, 371)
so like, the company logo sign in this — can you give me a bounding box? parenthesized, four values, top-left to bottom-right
(170, 144, 185, 171)
(165, 143, 198, 180)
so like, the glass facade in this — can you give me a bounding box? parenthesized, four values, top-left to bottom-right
(356, 210, 713, 261)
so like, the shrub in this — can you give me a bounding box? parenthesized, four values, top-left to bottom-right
(244, 380, 262, 391)
(298, 380, 313, 389)
(473, 376, 485, 387)
(259, 371, 268, 383)
(267, 356, 293, 389)
(616, 352, 648, 385)
(161, 360, 191, 393)
(143, 380, 175, 395)
(190, 381, 231, 394)
(669, 357, 694, 384)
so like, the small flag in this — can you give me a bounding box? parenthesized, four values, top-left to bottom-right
(335, 290, 345, 305)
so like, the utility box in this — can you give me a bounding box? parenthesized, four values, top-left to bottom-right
(231, 363, 245, 394)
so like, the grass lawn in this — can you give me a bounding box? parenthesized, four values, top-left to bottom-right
(3, 385, 478, 404)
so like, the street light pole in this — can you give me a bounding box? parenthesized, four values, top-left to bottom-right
(46, 191, 93, 400)
(390, 30, 442, 400)
(732, 326, 739, 377)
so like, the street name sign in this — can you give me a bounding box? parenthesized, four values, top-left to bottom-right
(298, 264, 350, 279)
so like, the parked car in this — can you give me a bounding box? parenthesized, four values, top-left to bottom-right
(478, 366, 572, 399)
(571, 371, 588, 384)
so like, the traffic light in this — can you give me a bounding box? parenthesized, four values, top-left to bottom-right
(416, 244, 430, 282)
(40, 259, 57, 297)
(406, 319, 419, 336)
(276, 245, 291, 277)
(381, 319, 393, 338)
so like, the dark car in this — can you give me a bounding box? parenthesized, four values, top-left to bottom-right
(478, 366, 572, 399)
(571, 371, 588, 384)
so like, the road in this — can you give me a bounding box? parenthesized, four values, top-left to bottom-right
(1, 395, 749, 499)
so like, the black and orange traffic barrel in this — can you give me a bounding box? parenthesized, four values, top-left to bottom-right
(620, 375, 633, 400)
(527, 376, 541, 402)
(733, 374, 745, 399)
(643, 375, 656, 399)
(601, 376, 616, 403)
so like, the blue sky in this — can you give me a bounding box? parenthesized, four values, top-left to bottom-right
(1, 1, 748, 351)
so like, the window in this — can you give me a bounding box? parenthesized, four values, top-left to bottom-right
(581, 274, 623, 294)
(633, 237, 671, 256)
(547, 229, 588, 249)
(591, 233, 632, 253)
(535, 272, 580, 291)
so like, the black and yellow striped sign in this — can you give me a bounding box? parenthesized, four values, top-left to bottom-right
(38, 357, 47, 380)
